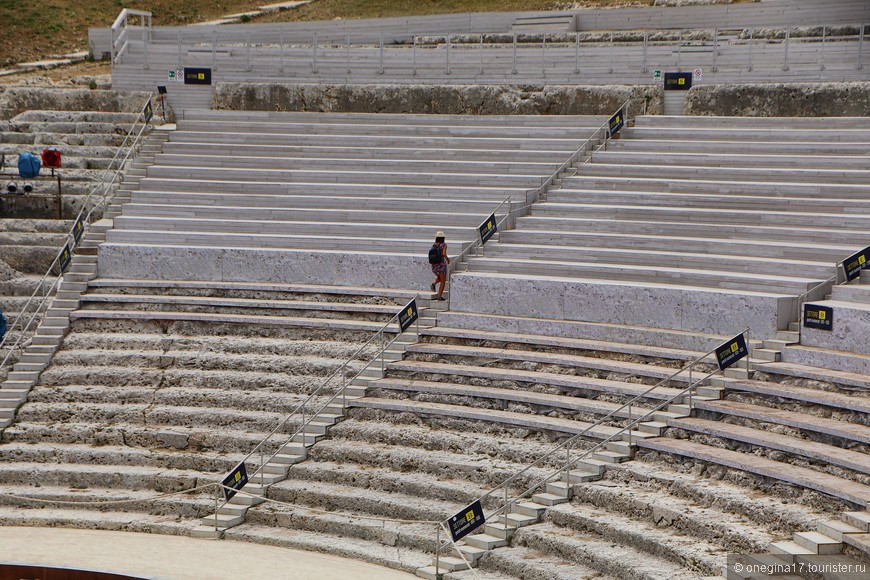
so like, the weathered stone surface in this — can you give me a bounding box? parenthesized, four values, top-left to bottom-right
(98, 244, 435, 290)
(449, 272, 792, 335)
(0, 87, 152, 119)
(685, 82, 870, 117)
(212, 83, 663, 117)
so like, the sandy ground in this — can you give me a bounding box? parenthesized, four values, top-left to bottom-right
(0, 526, 417, 580)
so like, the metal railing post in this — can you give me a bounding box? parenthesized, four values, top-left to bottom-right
(819, 26, 826, 70)
(641, 31, 648, 72)
(213, 488, 219, 532)
(783, 27, 790, 71)
(435, 525, 441, 572)
(712, 28, 719, 72)
(246, 31, 251, 71)
(280, 31, 285, 74)
(677, 30, 682, 68)
(143, 25, 149, 70)
(609, 32, 614, 73)
(479, 38, 484, 76)
(412, 35, 417, 76)
(542, 34, 546, 78)
(859, 24, 865, 70)
(446, 34, 451, 75)
(512, 34, 518, 74)
(575, 32, 581, 74)
(379, 34, 384, 75)
(748, 28, 754, 71)
(312, 33, 318, 73)
(177, 29, 182, 69)
(212, 29, 217, 70)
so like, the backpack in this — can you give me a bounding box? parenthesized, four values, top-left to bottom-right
(18, 152, 41, 179)
(0, 310, 6, 341)
(428, 244, 443, 265)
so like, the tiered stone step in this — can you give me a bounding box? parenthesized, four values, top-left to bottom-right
(99, 110, 605, 290)
(0, 281, 424, 540)
(455, 115, 870, 335)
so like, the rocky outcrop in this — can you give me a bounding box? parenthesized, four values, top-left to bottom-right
(685, 82, 870, 117)
(212, 83, 663, 117)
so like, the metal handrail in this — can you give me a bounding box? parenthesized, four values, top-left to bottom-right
(0, 95, 154, 368)
(431, 329, 748, 572)
(216, 292, 424, 516)
(456, 330, 727, 523)
(445, 100, 629, 308)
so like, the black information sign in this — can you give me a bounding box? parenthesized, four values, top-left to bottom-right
(479, 213, 497, 245)
(72, 217, 85, 245)
(448, 500, 485, 543)
(184, 67, 212, 85)
(142, 99, 153, 123)
(841, 246, 870, 282)
(804, 304, 833, 331)
(608, 108, 625, 137)
(715, 332, 748, 371)
(664, 72, 693, 91)
(221, 461, 249, 501)
(58, 244, 72, 274)
(398, 299, 419, 333)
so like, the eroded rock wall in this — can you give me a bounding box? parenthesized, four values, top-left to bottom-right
(685, 82, 870, 117)
(212, 83, 662, 117)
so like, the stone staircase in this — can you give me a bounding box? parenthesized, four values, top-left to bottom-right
(0, 129, 165, 429)
(0, 280, 440, 550)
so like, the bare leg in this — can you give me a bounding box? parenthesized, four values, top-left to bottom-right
(436, 273, 447, 298)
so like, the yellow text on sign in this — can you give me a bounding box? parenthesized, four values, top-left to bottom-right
(465, 510, 475, 522)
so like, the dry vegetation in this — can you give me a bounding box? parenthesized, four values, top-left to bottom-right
(0, 0, 664, 69)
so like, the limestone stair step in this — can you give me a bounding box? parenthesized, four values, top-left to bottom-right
(769, 540, 815, 556)
(817, 519, 864, 541)
(752, 348, 781, 362)
(0, 389, 28, 400)
(841, 511, 870, 531)
(842, 533, 870, 556)
(512, 501, 547, 519)
(190, 525, 223, 539)
(793, 530, 843, 555)
(562, 469, 601, 484)
(496, 511, 538, 528)
(531, 491, 569, 506)
(200, 512, 245, 529)
(415, 566, 454, 580)
(464, 533, 508, 550)
(430, 556, 472, 573)
(456, 543, 488, 564)
(545, 480, 572, 497)
(217, 503, 250, 517)
(591, 450, 631, 463)
(483, 522, 514, 540)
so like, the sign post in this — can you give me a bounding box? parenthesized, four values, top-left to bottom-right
(478, 213, 497, 245)
(715, 332, 748, 371)
(448, 500, 485, 543)
(221, 461, 249, 501)
(803, 304, 833, 331)
(398, 299, 419, 333)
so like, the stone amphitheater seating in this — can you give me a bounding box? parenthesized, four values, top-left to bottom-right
(5, 104, 870, 578)
(98, 110, 607, 289)
(451, 115, 870, 337)
(113, 29, 869, 112)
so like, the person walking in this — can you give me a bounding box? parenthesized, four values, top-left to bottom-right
(428, 231, 450, 301)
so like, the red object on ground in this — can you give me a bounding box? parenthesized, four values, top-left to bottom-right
(42, 148, 61, 168)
